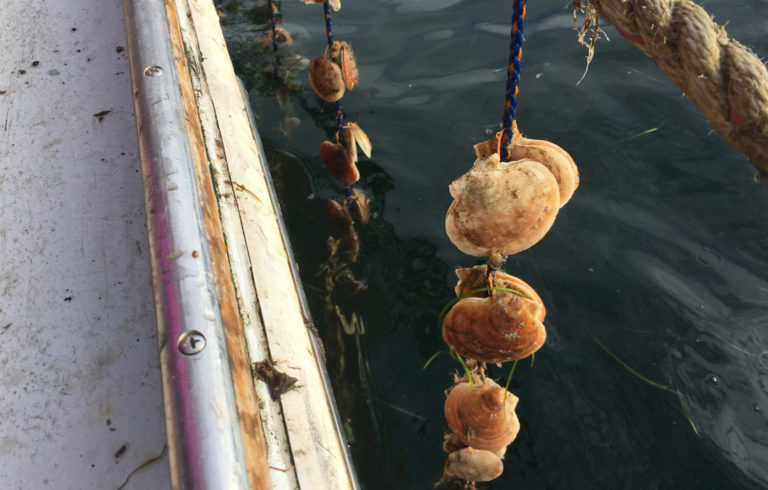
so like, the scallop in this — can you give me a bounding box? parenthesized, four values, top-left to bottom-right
(442, 271, 546, 363)
(444, 376, 520, 452)
(442, 447, 504, 483)
(453, 267, 545, 322)
(506, 136, 579, 207)
(445, 152, 560, 257)
(309, 56, 345, 103)
(319, 141, 359, 185)
(339, 41, 359, 90)
(327, 199, 354, 232)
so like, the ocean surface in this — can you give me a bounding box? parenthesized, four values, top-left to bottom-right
(220, 1, 768, 488)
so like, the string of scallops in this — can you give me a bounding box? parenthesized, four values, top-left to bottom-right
(302, 0, 372, 232)
(438, 1, 580, 485)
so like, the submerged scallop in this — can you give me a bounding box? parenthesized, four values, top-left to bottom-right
(442, 267, 546, 362)
(445, 151, 560, 257)
(319, 140, 359, 185)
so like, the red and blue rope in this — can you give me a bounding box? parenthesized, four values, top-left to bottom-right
(500, 0, 526, 161)
(322, 1, 346, 146)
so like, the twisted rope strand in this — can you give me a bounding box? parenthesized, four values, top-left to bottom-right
(500, 0, 526, 161)
(323, 1, 346, 145)
(580, 0, 768, 182)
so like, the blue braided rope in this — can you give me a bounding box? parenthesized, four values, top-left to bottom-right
(500, 0, 526, 161)
(323, 1, 334, 46)
(323, 1, 346, 145)
(267, 0, 279, 51)
(336, 101, 345, 145)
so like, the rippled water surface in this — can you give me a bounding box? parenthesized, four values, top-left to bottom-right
(220, 1, 768, 488)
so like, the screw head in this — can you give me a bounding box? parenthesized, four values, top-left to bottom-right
(143, 65, 164, 77)
(178, 331, 206, 355)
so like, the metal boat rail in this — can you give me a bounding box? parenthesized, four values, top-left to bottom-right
(1, 0, 358, 488)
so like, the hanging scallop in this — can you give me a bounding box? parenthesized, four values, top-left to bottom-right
(444, 375, 520, 453)
(442, 268, 546, 363)
(441, 447, 504, 484)
(309, 56, 345, 102)
(445, 149, 560, 257)
(504, 135, 579, 207)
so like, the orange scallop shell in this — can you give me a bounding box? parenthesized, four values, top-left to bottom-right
(445, 152, 560, 257)
(327, 200, 354, 232)
(319, 141, 359, 185)
(442, 447, 504, 483)
(453, 267, 545, 322)
(442, 271, 546, 363)
(309, 56, 345, 103)
(350, 188, 371, 225)
(339, 42, 359, 90)
(444, 376, 520, 452)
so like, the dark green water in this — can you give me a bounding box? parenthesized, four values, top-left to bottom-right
(221, 1, 768, 488)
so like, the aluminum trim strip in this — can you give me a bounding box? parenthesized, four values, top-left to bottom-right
(123, 0, 250, 487)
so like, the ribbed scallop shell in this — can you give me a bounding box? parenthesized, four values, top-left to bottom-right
(453, 267, 545, 322)
(442, 269, 546, 363)
(442, 447, 504, 483)
(445, 152, 560, 257)
(444, 376, 520, 452)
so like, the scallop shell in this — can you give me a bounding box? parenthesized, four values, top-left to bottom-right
(346, 122, 372, 158)
(442, 273, 546, 362)
(444, 376, 520, 452)
(350, 188, 371, 225)
(339, 42, 359, 90)
(443, 432, 467, 454)
(453, 267, 545, 322)
(319, 141, 359, 185)
(445, 152, 560, 257)
(506, 136, 579, 207)
(327, 200, 354, 232)
(309, 56, 345, 102)
(274, 26, 293, 45)
(442, 447, 504, 483)
(443, 431, 506, 459)
(341, 127, 357, 165)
